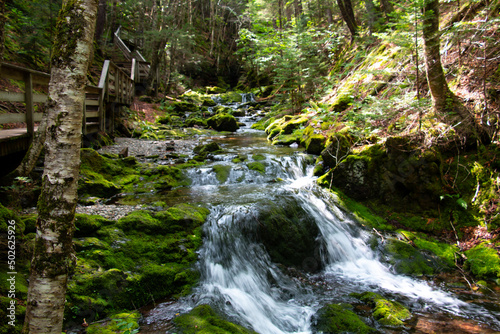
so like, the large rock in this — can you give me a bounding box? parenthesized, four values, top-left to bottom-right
(207, 113, 239, 132)
(255, 198, 321, 272)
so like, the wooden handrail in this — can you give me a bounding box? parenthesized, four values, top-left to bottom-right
(0, 60, 136, 135)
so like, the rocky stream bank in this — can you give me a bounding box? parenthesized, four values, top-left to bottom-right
(0, 89, 499, 333)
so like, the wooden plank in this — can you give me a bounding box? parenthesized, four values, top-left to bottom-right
(98, 60, 110, 88)
(0, 63, 50, 85)
(85, 99, 100, 106)
(0, 113, 44, 123)
(0, 91, 47, 103)
(86, 111, 99, 118)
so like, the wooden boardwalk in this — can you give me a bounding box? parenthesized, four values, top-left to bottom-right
(0, 27, 150, 157)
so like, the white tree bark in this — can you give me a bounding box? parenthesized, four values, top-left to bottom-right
(22, 0, 99, 333)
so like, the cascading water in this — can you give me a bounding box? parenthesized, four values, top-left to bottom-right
(140, 101, 500, 333)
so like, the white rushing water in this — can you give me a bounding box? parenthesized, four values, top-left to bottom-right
(185, 149, 500, 333)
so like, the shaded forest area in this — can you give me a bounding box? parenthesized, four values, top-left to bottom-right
(1, 0, 500, 333)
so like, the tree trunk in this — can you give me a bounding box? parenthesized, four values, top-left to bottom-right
(422, 0, 490, 142)
(336, 0, 358, 40)
(365, 0, 376, 34)
(95, 0, 106, 43)
(422, 0, 453, 112)
(0, 0, 5, 66)
(380, 0, 394, 16)
(22, 0, 99, 333)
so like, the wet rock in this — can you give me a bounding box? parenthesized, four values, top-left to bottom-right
(311, 303, 375, 333)
(352, 291, 412, 327)
(255, 198, 321, 272)
(207, 113, 239, 132)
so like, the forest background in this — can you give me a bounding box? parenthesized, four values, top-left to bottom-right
(1, 0, 500, 333)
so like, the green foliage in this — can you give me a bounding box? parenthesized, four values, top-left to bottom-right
(173, 304, 256, 334)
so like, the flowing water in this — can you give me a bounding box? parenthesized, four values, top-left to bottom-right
(139, 97, 500, 333)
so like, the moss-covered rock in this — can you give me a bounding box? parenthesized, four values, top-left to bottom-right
(171, 101, 199, 115)
(304, 133, 326, 155)
(193, 142, 223, 160)
(74, 214, 113, 237)
(207, 113, 239, 132)
(246, 161, 266, 174)
(213, 165, 232, 183)
(173, 304, 256, 334)
(382, 238, 440, 276)
(256, 198, 321, 271)
(0, 203, 23, 234)
(464, 242, 500, 278)
(312, 304, 375, 333)
(352, 291, 412, 327)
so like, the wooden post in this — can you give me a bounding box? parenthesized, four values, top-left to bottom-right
(24, 72, 34, 136)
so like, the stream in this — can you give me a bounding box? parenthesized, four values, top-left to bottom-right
(131, 97, 500, 333)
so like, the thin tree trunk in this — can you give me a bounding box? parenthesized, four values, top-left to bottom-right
(0, 0, 5, 67)
(336, 0, 358, 40)
(22, 0, 99, 333)
(365, 0, 376, 34)
(422, 0, 489, 141)
(422, 0, 453, 112)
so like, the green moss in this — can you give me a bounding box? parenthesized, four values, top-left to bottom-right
(74, 214, 113, 237)
(207, 113, 239, 132)
(117, 210, 167, 235)
(213, 165, 232, 183)
(464, 242, 500, 278)
(304, 133, 326, 155)
(312, 304, 374, 333)
(0, 296, 25, 334)
(251, 153, 266, 161)
(383, 238, 436, 276)
(86, 311, 140, 334)
(353, 292, 412, 327)
(174, 304, 256, 334)
(399, 230, 458, 267)
(194, 142, 223, 155)
(246, 162, 266, 174)
(0, 203, 23, 234)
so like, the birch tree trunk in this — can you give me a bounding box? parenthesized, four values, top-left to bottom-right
(22, 0, 99, 333)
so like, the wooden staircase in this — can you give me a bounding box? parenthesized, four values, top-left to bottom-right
(0, 27, 150, 157)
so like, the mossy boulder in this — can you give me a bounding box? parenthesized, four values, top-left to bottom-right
(381, 238, 441, 276)
(74, 214, 113, 237)
(117, 210, 166, 234)
(311, 304, 374, 333)
(320, 132, 357, 169)
(194, 142, 223, 157)
(202, 98, 217, 107)
(246, 161, 266, 174)
(0, 203, 23, 234)
(304, 133, 326, 155)
(213, 165, 232, 183)
(331, 94, 354, 112)
(464, 242, 500, 278)
(186, 117, 208, 128)
(352, 292, 412, 327)
(171, 101, 199, 115)
(173, 304, 256, 333)
(207, 113, 239, 132)
(206, 86, 226, 94)
(256, 198, 321, 272)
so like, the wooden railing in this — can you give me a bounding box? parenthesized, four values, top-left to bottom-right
(0, 60, 136, 137)
(114, 26, 150, 84)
